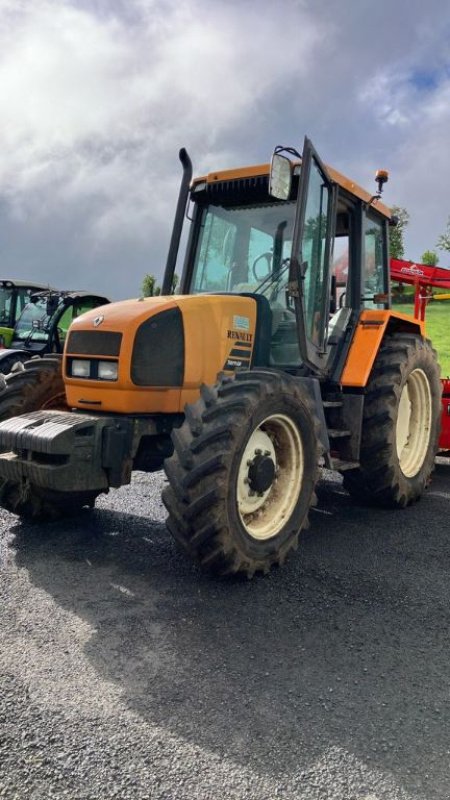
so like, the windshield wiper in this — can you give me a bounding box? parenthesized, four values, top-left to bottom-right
(253, 258, 290, 295)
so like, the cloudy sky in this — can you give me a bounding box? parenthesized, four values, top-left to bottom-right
(0, 0, 449, 299)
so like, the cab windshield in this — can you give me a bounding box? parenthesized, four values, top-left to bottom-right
(0, 288, 14, 327)
(191, 202, 296, 300)
(191, 201, 303, 365)
(14, 298, 58, 342)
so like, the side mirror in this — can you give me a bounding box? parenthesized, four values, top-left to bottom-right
(269, 153, 293, 200)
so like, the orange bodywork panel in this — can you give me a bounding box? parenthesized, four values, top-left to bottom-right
(340, 309, 425, 387)
(64, 294, 257, 414)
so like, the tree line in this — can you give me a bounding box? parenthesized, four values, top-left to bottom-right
(390, 206, 450, 266)
(141, 273, 179, 297)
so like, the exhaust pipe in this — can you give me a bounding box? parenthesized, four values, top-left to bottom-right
(161, 148, 193, 296)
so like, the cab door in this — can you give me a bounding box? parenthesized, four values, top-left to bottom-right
(289, 137, 336, 374)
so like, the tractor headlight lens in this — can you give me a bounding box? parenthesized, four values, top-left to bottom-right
(98, 360, 118, 381)
(71, 359, 91, 377)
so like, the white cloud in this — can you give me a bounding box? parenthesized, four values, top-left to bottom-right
(355, 50, 450, 262)
(383, 75, 450, 262)
(0, 0, 325, 296)
(358, 71, 410, 127)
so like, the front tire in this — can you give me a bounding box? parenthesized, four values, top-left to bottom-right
(343, 333, 441, 507)
(162, 371, 321, 577)
(0, 482, 99, 521)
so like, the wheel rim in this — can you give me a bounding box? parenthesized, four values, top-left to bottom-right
(396, 368, 432, 477)
(236, 413, 303, 540)
(40, 392, 67, 411)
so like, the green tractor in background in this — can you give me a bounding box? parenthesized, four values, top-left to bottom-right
(0, 288, 109, 374)
(0, 279, 50, 347)
(0, 289, 109, 417)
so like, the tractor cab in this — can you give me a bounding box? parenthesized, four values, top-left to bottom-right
(179, 138, 391, 381)
(9, 290, 110, 356)
(0, 279, 49, 347)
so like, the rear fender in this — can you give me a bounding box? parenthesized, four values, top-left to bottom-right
(0, 348, 28, 363)
(340, 310, 424, 388)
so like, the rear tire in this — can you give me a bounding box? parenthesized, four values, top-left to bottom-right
(162, 371, 321, 577)
(343, 333, 441, 507)
(0, 355, 67, 421)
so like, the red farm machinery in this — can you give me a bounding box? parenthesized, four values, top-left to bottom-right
(390, 258, 450, 452)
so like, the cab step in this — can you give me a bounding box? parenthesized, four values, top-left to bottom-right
(331, 458, 360, 472)
(327, 428, 351, 439)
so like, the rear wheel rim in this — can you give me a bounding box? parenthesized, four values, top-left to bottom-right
(396, 368, 432, 477)
(236, 413, 303, 540)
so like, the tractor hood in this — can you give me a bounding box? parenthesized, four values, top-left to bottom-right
(69, 296, 177, 331)
(63, 293, 259, 415)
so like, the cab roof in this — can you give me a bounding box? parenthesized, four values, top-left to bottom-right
(0, 279, 50, 289)
(193, 161, 391, 219)
(30, 290, 109, 303)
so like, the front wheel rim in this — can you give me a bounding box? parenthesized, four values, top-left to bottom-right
(236, 413, 304, 541)
(396, 368, 432, 477)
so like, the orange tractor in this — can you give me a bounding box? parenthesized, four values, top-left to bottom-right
(0, 138, 442, 576)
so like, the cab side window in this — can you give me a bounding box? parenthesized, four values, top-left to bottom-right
(0, 289, 13, 326)
(192, 212, 237, 292)
(16, 288, 34, 315)
(74, 299, 99, 317)
(362, 214, 386, 309)
(57, 299, 99, 344)
(57, 307, 74, 343)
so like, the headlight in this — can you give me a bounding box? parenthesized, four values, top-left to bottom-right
(98, 360, 118, 381)
(71, 359, 91, 377)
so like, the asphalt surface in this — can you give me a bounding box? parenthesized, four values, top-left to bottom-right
(1, 464, 449, 800)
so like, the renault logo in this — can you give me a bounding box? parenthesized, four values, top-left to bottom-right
(93, 314, 104, 327)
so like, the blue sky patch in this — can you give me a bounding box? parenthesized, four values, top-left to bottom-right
(409, 69, 441, 92)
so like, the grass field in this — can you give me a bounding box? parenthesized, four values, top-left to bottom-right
(395, 301, 450, 376)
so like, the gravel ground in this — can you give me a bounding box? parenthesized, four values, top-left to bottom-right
(1, 464, 449, 800)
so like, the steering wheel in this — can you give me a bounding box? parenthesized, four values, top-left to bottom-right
(252, 252, 272, 280)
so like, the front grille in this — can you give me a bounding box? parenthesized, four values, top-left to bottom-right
(66, 330, 122, 357)
(131, 307, 184, 386)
